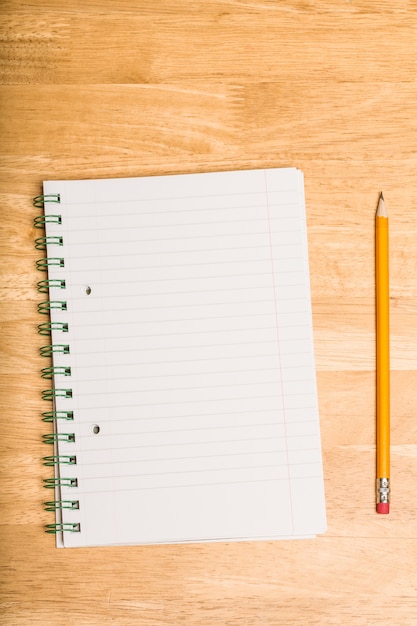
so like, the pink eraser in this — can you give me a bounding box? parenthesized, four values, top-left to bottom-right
(377, 503, 390, 514)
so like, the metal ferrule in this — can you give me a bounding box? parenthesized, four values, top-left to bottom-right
(376, 478, 390, 504)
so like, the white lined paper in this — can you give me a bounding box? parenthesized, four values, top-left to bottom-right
(43, 167, 326, 547)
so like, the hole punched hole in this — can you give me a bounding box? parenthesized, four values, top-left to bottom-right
(93, 425, 100, 434)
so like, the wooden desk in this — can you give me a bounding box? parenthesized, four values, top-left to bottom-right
(1, 2, 416, 624)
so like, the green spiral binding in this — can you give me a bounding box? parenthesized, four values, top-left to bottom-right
(38, 300, 67, 314)
(42, 410, 74, 422)
(43, 455, 76, 466)
(41, 366, 71, 379)
(42, 389, 73, 401)
(36, 257, 64, 271)
(44, 500, 79, 512)
(37, 279, 66, 293)
(38, 322, 69, 336)
(34, 236, 63, 250)
(45, 523, 81, 534)
(43, 477, 78, 489)
(42, 433, 75, 444)
(34, 194, 81, 537)
(39, 344, 70, 357)
(34, 214, 62, 229)
(33, 193, 61, 208)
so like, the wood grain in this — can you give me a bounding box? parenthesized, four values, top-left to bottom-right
(1, 1, 417, 624)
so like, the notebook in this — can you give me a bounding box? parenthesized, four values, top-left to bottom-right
(35, 167, 326, 547)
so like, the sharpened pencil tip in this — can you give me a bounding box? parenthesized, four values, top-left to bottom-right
(380, 191, 384, 201)
(376, 193, 387, 217)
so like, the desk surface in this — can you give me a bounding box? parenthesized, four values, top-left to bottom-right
(1, 2, 416, 624)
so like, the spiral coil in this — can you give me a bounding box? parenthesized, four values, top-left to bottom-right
(34, 194, 80, 536)
(43, 455, 77, 466)
(38, 301, 67, 314)
(45, 523, 81, 534)
(41, 366, 72, 379)
(38, 322, 69, 336)
(35, 236, 63, 250)
(44, 500, 79, 511)
(37, 279, 66, 293)
(42, 410, 74, 422)
(43, 477, 78, 489)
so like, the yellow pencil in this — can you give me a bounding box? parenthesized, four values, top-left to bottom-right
(376, 193, 390, 514)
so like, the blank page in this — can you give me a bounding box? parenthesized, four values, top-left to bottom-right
(42, 168, 326, 547)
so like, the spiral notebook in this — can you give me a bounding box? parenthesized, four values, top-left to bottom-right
(35, 167, 326, 548)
